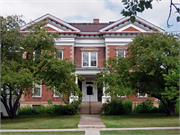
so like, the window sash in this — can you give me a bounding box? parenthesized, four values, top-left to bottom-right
(117, 50, 125, 58)
(82, 52, 97, 67)
(33, 83, 42, 97)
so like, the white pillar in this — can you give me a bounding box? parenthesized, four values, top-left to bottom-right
(102, 75, 111, 104)
(69, 74, 79, 104)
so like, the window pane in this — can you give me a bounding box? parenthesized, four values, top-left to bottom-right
(83, 52, 89, 66)
(117, 51, 125, 57)
(91, 52, 96, 59)
(58, 50, 62, 59)
(35, 50, 41, 64)
(34, 84, 41, 97)
(91, 52, 97, 66)
(91, 60, 96, 66)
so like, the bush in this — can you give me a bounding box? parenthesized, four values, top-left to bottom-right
(103, 98, 132, 115)
(174, 100, 179, 114)
(19, 105, 40, 115)
(134, 99, 154, 113)
(123, 99, 133, 114)
(19, 101, 81, 116)
(150, 106, 159, 113)
(158, 101, 167, 113)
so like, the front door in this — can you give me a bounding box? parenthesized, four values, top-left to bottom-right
(82, 81, 97, 102)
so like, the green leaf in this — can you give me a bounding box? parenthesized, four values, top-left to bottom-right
(132, 5, 137, 11)
(177, 16, 180, 22)
(130, 16, 136, 23)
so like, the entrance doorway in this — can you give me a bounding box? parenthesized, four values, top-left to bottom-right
(82, 80, 98, 102)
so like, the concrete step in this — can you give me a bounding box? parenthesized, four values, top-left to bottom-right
(79, 102, 102, 114)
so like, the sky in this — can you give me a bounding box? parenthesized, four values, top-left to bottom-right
(0, 0, 180, 33)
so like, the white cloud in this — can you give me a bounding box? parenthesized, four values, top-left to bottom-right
(1, 0, 179, 32)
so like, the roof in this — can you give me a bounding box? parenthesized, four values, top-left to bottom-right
(69, 23, 110, 32)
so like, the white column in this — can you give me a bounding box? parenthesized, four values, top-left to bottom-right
(69, 74, 79, 104)
(102, 76, 111, 104)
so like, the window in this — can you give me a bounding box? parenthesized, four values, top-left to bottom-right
(34, 50, 41, 64)
(82, 52, 97, 67)
(138, 91, 147, 97)
(117, 50, 125, 57)
(33, 83, 42, 97)
(117, 94, 126, 98)
(53, 87, 62, 97)
(57, 50, 63, 59)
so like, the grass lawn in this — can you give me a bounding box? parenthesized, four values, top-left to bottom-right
(100, 129, 180, 135)
(100, 113, 179, 128)
(1, 115, 81, 129)
(1, 131, 85, 135)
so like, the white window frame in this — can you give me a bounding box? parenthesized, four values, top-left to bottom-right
(33, 83, 42, 98)
(56, 50, 63, 59)
(53, 87, 62, 97)
(82, 52, 98, 67)
(138, 91, 147, 97)
(117, 94, 126, 98)
(33, 50, 42, 63)
(117, 50, 125, 58)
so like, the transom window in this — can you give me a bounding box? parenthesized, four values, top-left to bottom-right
(117, 50, 125, 57)
(82, 52, 97, 67)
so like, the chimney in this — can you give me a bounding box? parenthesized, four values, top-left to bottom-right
(93, 19, 99, 23)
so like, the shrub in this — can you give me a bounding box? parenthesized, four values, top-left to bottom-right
(134, 99, 154, 113)
(174, 100, 179, 114)
(18, 101, 81, 116)
(158, 101, 167, 113)
(19, 105, 40, 115)
(123, 99, 133, 114)
(150, 106, 159, 113)
(103, 97, 132, 115)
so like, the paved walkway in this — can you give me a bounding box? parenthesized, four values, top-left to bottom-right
(78, 114, 106, 128)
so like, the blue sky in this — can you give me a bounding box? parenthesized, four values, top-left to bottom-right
(1, 0, 179, 33)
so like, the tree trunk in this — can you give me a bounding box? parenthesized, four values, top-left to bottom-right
(166, 102, 175, 116)
(167, 109, 174, 116)
(1, 97, 19, 119)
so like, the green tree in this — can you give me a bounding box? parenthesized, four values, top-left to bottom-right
(126, 33, 179, 116)
(121, 0, 180, 27)
(96, 33, 179, 116)
(1, 15, 81, 119)
(95, 56, 133, 98)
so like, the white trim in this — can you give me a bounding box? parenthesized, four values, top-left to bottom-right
(55, 50, 63, 60)
(138, 93, 147, 97)
(117, 50, 125, 58)
(75, 44, 105, 47)
(117, 94, 126, 98)
(53, 87, 62, 98)
(115, 24, 146, 32)
(20, 13, 80, 32)
(46, 24, 64, 32)
(82, 52, 98, 67)
(99, 16, 165, 32)
(33, 83, 42, 97)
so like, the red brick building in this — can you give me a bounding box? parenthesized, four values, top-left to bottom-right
(20, 14, 164, 108)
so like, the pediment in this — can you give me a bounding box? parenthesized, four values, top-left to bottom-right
(20, 13, 80, 32)
(80, 47, 99, 52)
(99, 16, 165, 33)
(114, 24, 146, 32)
